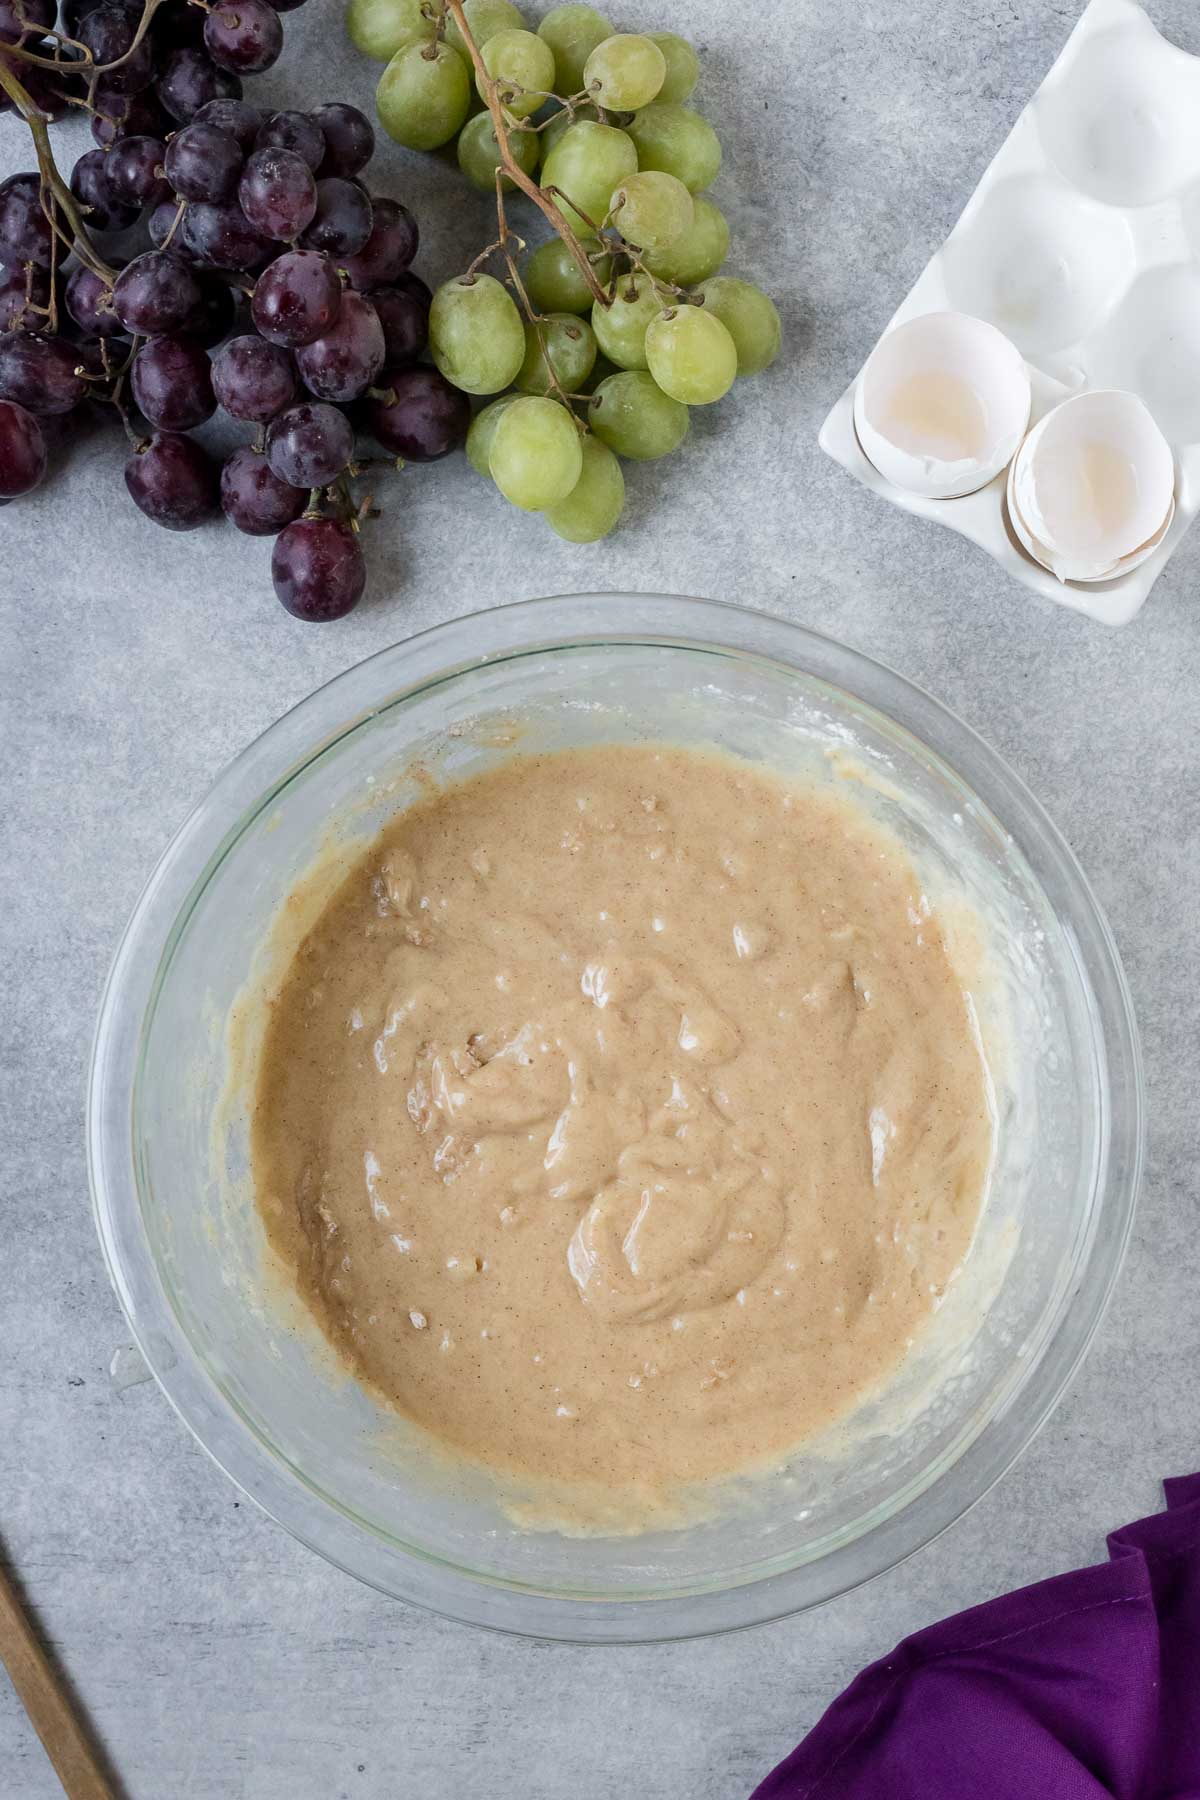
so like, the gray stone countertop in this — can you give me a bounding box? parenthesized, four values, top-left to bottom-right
(3, 0, 1198, 1794)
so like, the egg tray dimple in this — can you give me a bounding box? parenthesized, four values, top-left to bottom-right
(819, 0, 1200, 627)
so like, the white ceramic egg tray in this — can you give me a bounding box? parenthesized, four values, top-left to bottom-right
(819, 0, 1200, 627)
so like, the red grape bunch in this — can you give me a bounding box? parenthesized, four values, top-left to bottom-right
(0, 0, 463, 620)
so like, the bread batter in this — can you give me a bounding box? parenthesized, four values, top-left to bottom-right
(252, 746, 992, 1500)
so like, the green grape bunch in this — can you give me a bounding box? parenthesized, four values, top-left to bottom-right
(347, 0, 782, 541)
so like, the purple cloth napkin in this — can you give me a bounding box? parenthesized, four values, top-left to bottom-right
(752, 1474, 1200, 1800)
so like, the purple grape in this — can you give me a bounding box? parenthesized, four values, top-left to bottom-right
(0, 172, 54, 268)
(255, 109, 324, 172)
(366, 283, 427, 366)
(90, 89, 169, 148)
(340, 197, 417, 290)
(0, 332, 89, 414)
(59, 0, 134, 35)
(65, 264, 125, 337)
(312, 103, 374, 178)
(78, 4, 154, 97)
(131, 333, 215, 429)
(184, 272, 238, 347)
(70, 149, 139, 232)
(0, 261, 50, 333)
(105, 133, 168, 205)
(272, 515, 364, 620)
(211, 331, 294, 420)
(9, 59, 74, 122)
(192, 95, 264, 151)
(203, 0, 281, 73)
(163, 122, 242, 203)
(251, 248, 341, 347)
(0, 0, 54, 43)
(238, 146, 316, 241)
(366, 365, 468, 461)
(112, 250, 201, 333)
(150, 0, 205, 47)
(220, 442, 305, 534)
(394, 270, 431, 309)
(183, 199, 272, 272)
(265, 399, 353, 487)
(157, 46, 242, 123)
(146, 194, 185, 249)
(0, 397, 47, 496)
(125, 430, 219, 528)
(299, 178, 371, 260)
(295, 290, 383, 402)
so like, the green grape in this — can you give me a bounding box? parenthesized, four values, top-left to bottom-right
(489, 396, 583, 509)
(429, 272, 525, 393)
(546, 434, 624, 541)
(590, 274, 665, 370)
(644, 304, 737, 404)
(609, 169, 693, 253)
(444, 0, 523, 57)
(626, 102, 721, 192)
(540, 101, 598, 160)
(583, 32, 666, 110)
(477, 27, 555, 118)
(696, 276, 782, 375)
(540, 119, 637, 234)
(641, 196, 729, 285)
(347, 0, 432, 61)
(524, 234, 611, 313)
(537, 3, 612, 93)
(466, 394, 518, 476)
(514, 312, 597, 395)
(377, 40, 470, 150)
(457, 110, 539, 191)
(587, 369, 689, 459)
(648, 31, 698, 103)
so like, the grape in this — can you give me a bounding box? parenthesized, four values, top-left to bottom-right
(91, 91, 170, 148)
(252, 248, 342, 346)
(695, 276, 781, 376)
(540, 120, 636, 235)
(192, 95, 265, 150)
(255, 108, 325, 170)
(340, 196, 418, 287)
(295, 290, 384, 401)
(609, 170, 693, 253)
(184, 200, 273, 271)
(184, 272, 238, 346)
(443, 0, 522, 58)
(376, 39, 469, 151)
(211, 332, 295, 419)
(428, 272, 524, 395)
(465, 392, 515, 476)
(65, 265, 125, 338)
(0, 173, 53, 268)
(366, 363, 469, 459)
(113, 250, 201, 333)
(0, 262, 49, 333)
(157, 47, 243, 123)
(220, 442, 305, 534)
(69, 151, 139, 233)
(586, 369, 688, 460)
(0, 0, 54, 44)
(124, 431, 219, 529)
(644, 304, 736, 405)
(0, 399, 46, 497)
(367, 283, 427, 366)
(514, 312, 596, 396)
(545, 432, 623, 541)
(625, 103, 721, 193)
(523, 234, 610, 314)
(648, 31, 697, 104)
(239, 147, 317, 240)
(395, 269, 431, 308)
(149, 0, 205, 45)
(583, 33, 665, 111)
(300, 178, 372, 258)
(589, 274, 663, 371)
(265, 399, 354, 486)
(456, 111, 537, 194)
(346, 0, 431, 60)
(489, 395, 581, 510)
(0, 333, 88, 415)
(537, 4, 611, 93)
(477, 28, 554, 119)
(131, 333, 215, 429)
(204, 0, 282, 74)
(312, 102, 375, 177)
(147, 196, 185, 248)
(163, 121, 242, 202)
(641, 196, 728, 285)
(539, 101, 598, 159)
(78, 5, 154, 98)
(107, 133, 169, 205)
(272, 516, 365, 620)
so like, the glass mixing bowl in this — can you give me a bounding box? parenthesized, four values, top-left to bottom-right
(88, 594, 1142, 1642)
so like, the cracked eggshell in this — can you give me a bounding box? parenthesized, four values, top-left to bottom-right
(853, 312, 1032, 500)
(1008, 388, 1175, 583)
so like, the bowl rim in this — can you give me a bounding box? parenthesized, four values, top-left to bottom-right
(87, 591, 1144, 1643)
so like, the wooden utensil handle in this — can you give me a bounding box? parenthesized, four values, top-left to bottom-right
(0, 1557, 116, 1800)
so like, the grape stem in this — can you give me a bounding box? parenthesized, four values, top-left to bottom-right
(8, 0, 165, 74)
